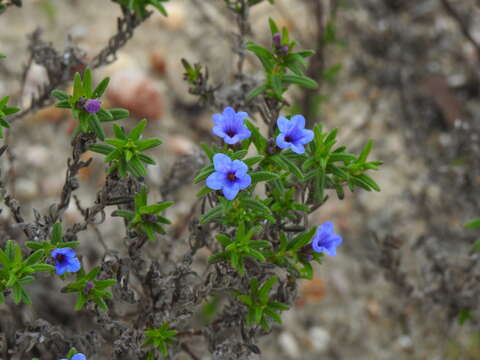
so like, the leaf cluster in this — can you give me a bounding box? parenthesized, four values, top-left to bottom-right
(0, 240, 54, 304)
(208, 222, 271, 275)
(114, 187, 172, 242)
(0, 96, 20, 138)
(53, 68, 129, 140)
(143, 322, 178, 357)
(246, 18, 317, 101)
(90, 119, 162, 178)
(234, 276, 288, 330)
(62, 267, 116, 310)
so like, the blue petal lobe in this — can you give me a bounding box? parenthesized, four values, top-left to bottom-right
(206, 172, 225, 190)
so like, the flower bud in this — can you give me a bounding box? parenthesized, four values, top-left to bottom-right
(272, 33, 282, 48)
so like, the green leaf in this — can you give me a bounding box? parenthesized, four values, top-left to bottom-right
(140, 202, 173, 215)
(90, 143, 115, 155)
(199, 204, 224, 224)
(244, 156, 264, 167)
(465, 219, 480, 229)
(24, 249, 44, 266)
(246, 40, 275, 72)
(259, 276, 277, 303)
(88, 114, 105, 140)
(136, 138, 162, 151)
(97, 108, 114, 122)
(73, 72, 83, 101)
(109, 108, 129, 120)
(358, 140, 373, 163)
(281, 74, 318, 89)
(52, 89, 69, 101)
(268, 17, 279, 35)
(246, 84, 267, 101)
(92, 77, 110, 98)
(129, 119, 147, 140)
(251, 171, 279, 184)
(83, 68, 93, 98)
(51, 222, 63, 244)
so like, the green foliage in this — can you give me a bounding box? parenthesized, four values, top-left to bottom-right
(0, 240, 54, 304)
(143, 322, 178, 357)
(264, 228, 323, 280)
(302, 124, 382, 202)
(246, 18, 317, 101)
(0, 96, 20, 138)
(466, 219, 480, 252)
(112, 0, 169, 17)
(208, 222, 271, 274)
(52, 68, 129, 140)
(234, 276, 289, 330)
(113, 187, 172, 242)
(62, 267, 116, 310)
(89, 119, 162, 178)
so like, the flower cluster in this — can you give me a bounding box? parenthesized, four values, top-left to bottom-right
(59, 353, 86, 360)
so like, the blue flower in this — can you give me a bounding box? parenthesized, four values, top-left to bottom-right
(206, 153, 251, 200)
(276, 115, 314, 154)
(311, 222, 343, 256)
(59, 353, 87, 360)
(84, 99, 101, 114)
(212, 107, 251, 145)
(51, 248, 81, 275)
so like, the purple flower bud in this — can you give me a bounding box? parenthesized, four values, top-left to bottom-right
(267, 138, 278, 155)
(83, 99, 102, 114)
(83, 281, 95, 295)
(273, 33, 282, 48)
(279, 45, 289, 55)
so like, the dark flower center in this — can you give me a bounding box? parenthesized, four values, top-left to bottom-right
(285, 135, 293, 143)
(227, 172, 237, 181)
(56, 254, 66, 262)
(226, 129, 236, 137)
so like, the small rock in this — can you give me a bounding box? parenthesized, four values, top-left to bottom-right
(150, 50, 167, 76)
(15, 179, 38, 200)
(297, 277, 326, 305)
(24, 145, 50, 166)
(107, 70, 164, 120)
(278, 332, 300, 359)
(29, 106, 66, 124)
(165, 135, 195, 156)
(308, 326, 330, 353)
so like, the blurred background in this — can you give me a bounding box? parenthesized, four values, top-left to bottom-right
(1, 0, 480, 359)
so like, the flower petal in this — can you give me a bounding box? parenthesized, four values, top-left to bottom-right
(300, 129, 314, 144)
(231, 160, 248, 175)
(206, 172, 225, 190)
(319, 221, 334, 233)
(212, 113, 223, 126)
(213, 153, 232, 172)
(212, 126, 227, 138)
(222, 107, 236, 119)
(224, 134, 240, 145)
(66, 257, 81, 273)
(291, 114, 305, 129)
(237, 173, 251, 189)
(235, 111, 249, 122)
(222, 183, 240, 200)
(71, 354, 87, 360)
(56, 264, 67, 276)
(277, 116, 291, 132)
(289, 143, 305, 154)
(276, 133, 290, 149)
